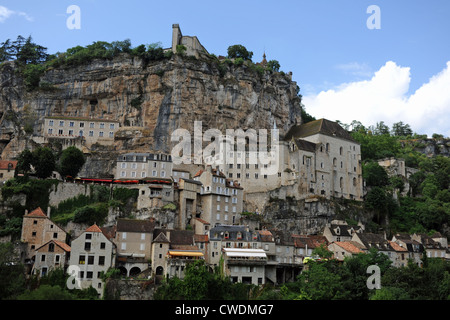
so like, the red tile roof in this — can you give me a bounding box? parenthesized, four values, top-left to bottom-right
(86, 224, 102, 233)
(25, 207, 47, 218)
(0, 160, 17, 170)
(333, 241, 364, 254)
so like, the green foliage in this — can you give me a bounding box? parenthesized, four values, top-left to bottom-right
(22, 63, 46, 90)
(0, 243, 26, 299)
(362, 161, 389, 187)
(227, 44, 253, 61)
(154, 259, 255, 300)
(73, 202, 108, 225)
(176, 44, 187, 56)
(32, 147, 56, 179)
(58, 146, 85, 178)
(266, 60, 280, 72)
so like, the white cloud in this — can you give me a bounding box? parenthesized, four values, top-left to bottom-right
(0, 5, 33, 23)
(303, 61, 450, 138)
(335, 62, 373, 78)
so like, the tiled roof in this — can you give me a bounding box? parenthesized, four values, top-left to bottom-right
(0, 160, 17, 170)
(293, 139, 317, 153)
(153, 232, 170, 243)
(194, 234, 209, 242)
(25, 207, 47, 218)
(54, 240, 71, 252)
(85, 224, 102, 233)
(284, 118, 356, 143)
(388, 241, 408, 252)
(333, 241, 364, 254)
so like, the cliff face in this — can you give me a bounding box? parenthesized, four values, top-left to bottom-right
(0, 54, 303, 161)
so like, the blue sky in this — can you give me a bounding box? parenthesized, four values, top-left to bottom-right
(1, 1, 450, 137)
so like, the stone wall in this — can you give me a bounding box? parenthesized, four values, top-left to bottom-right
(104, 278, 157, 300)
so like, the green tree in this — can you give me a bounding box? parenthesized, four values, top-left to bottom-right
(0, 242, 26, 299)
(16, 148, 34, 176)
(31, 147, 56, 179)
(227, 44, 253, 61)
(391, 121, 413, 137)
(295, 261, 342, 300)
(266, 60, 280, 72)
(363, 161, 389, 187)
(17, 285, 74, 300)
(58, 146, 85, 178)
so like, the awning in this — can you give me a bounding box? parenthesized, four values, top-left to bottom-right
(168, 251, 204, 257)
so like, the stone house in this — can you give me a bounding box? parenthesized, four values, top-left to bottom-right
(293, 234, 329, 264)
(411, 233, 447, 259)
(388, 240, 409, 267)
(0, 160, 17, 182)
(20, 207, 67, 264)
(193, 166, 244, 227)
(68, 224, 115, 297)
(391, 233, 424, 266)
(323, 220, 364, 243)
(221, 248, 267, 285)
(328, 241, 364, 261)
(208, 225, 257, 268)
(150, 229, 201, 280)
(175, 177, 202, 230)
(284, 119, 363, 201)
(115, 152, 173, 181)
(114, 218, 155, 277)
(43, 116, 119, 147)
(32, 240, 71, 277)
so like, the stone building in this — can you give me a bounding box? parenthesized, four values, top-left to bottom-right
(171, 24, 209, 58)
(68, 224, 115, 297)
(0, 160, 17, 182)
(43, 116, 119, 146)
(193, 166, 244, 227)
(221, 248, 267, 285)
(32, 240, 71, 277)
(20, 207, 67, 264)
(114, 218, 155, 277)
(115, 152, 173, 180)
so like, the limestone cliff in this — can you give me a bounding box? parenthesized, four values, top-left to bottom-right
(0, 53, 303, 166)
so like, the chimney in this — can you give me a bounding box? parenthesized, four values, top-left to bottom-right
(47, 207, 51, 218)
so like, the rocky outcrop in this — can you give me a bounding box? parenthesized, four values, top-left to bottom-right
(0, 53, 303, 160)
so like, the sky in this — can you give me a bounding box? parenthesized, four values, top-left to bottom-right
(1, 0, 449, 137)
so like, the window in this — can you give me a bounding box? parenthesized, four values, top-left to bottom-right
(69, 121, 74, 127)
(100, 242, 106, 249)
(109, 123, 115, 129)
(79, 255, 86, 264)
(48, 128, 53, 134)
(86, 271, 93, 279)
(89, 122, 95, 128)
(68, 129, 73, 135)
(84, 242, 91, 251)
(122, 232, 127, 239)
(121, 163, 126, 169)
(79, 130, 84, 137)
(140, 243, 145, 251)
(98, 256, 105, 265)
(217, 204, 220, 211)
(88, 256, 94, 265)
(86, 233, 92, 240)
(49, 120, 54, 126)
(100, 123, 105, 129)
(59, 121, 64, 127)
(79, 122, 85, 128)
(53, 232, 58, 239)
(99, 131, 104, 137)
(89, 131, 94, 137)
(58, 129, 63, 135)
(41, 254, 46, 262)
(109, 131, 114, 138)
